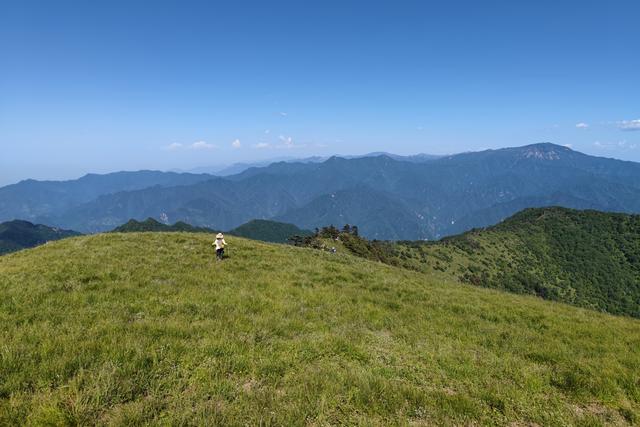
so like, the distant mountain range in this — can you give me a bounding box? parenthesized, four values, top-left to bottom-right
(0, 220, 81, 255)
(3, 143, 640, 239)
(0, 170, 212, 226)
(184, 152, 441, 176)
(184, 156, 316, 175)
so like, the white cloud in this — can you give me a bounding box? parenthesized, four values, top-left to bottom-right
(279, 112, 288, 117)
(563, 144, 573, 149)
(620, 140, 638, 149)
(279, 135, 293, 147)
(594, 140, 638, 150)
(164, 142, 183, 151)
(190, 141, 216, 150)
(163, 141, 219, 151)
(254, 136, 306, 150)
(618, 119, 640, 131)
(231, 139, 241, 149)
(575, 122, 589, 129)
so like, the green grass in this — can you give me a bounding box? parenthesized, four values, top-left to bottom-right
(1, 232, 639, 425)
(391, 208, 640, 318)
(324, 208, 640, 318)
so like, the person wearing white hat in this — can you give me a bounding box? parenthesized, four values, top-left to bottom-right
(213, 232, 227, 261)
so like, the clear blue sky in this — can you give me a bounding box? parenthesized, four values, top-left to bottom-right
(1, 0, 639, 185)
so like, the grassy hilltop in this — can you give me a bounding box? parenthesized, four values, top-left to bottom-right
(1, 232, 639, 425)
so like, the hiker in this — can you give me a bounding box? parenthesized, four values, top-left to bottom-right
(213, 232, 227, 261)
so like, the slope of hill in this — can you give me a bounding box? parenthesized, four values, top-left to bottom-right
(411, 207, 640, 317)
(229, 219, 312, 243)
(0, 220, 81, 255)
(0, 233, 638, 424)
(23, 143, 640, 238)
(112, 218, 215, 233)
(317, 208, 640, 317)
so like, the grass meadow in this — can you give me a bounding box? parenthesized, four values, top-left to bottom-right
(0, 233, 639, 425)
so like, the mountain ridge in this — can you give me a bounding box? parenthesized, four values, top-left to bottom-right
(4, 143, 640, 239)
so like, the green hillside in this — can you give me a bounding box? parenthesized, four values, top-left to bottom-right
(0, 220, 81, 255)
(383, 208, 640, 318)
(1, 233, 639, 425)
(305, 208, 640, 318)
(229, 219, 312, 243)
(112, 218, 214, 233)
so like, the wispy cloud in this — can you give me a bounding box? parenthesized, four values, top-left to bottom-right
(279, 135, 294, 147)
(253, 136, 305, 150)
(594, 140, 638, 150)
(575, 122, 589, 129)
(164, 142, 183, 151)
(163, 141, 217, 151)
(618, 119, 640, 131)
(191, 141, 216, 150)
(252, 134, 313, 150)
(231, 139, 241, 149)
(279, 112, 288, 117)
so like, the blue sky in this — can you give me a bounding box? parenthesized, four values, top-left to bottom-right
(1, 0, 639, 185)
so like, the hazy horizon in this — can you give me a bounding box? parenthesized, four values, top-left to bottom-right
(2, 1, 638, 186)
(1, 142, 636, 187)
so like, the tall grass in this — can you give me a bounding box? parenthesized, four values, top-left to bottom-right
(0, 233, 638, 425)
